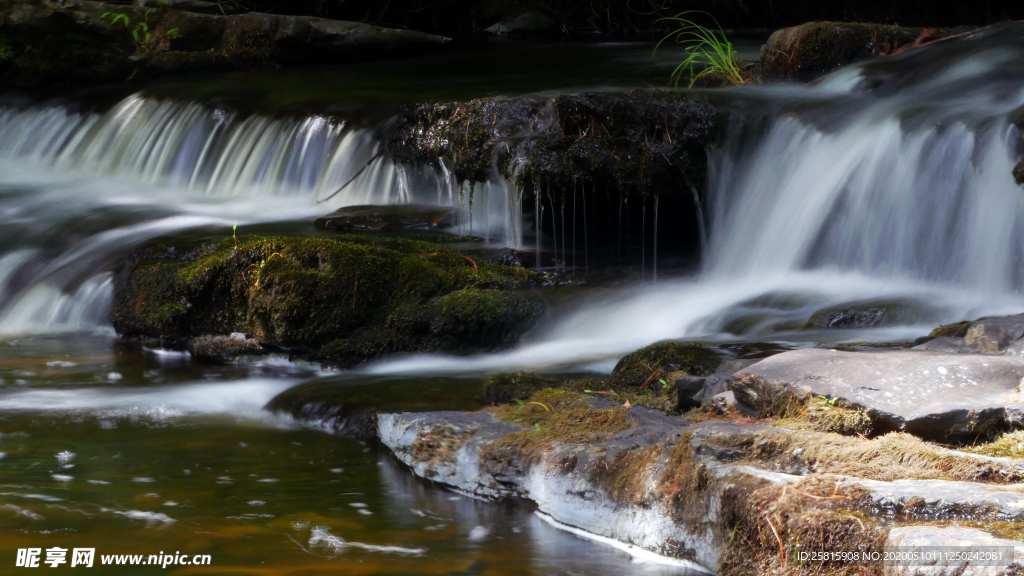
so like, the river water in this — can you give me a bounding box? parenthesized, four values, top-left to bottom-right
(1, 27, 1024, 574)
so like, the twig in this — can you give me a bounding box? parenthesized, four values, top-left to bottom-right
(352, 276, 358, 308)
(317, 150, 385, 204)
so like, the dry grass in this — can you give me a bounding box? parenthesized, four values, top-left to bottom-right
(722, 429, 1022, 484)
(480, 389, 635, 466)
(408, 423, 477, 466)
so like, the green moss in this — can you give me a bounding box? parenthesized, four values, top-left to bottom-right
(113, 234, 544, 366)
(929, 320, 974, 338)
(612, 341, 716, 387)
(964, 430, 1024, 459)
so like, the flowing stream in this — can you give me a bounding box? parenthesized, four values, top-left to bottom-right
(1, 29, 1024, 574)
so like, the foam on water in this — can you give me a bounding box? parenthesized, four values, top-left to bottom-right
(0, 378, 298, 424)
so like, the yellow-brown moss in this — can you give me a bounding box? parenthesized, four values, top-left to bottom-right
(408, 424, 477, 467)
(479, 389, 634, 466)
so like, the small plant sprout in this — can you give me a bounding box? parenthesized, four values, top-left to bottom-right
(232, 222, 238, 248)
(100, 12, 130, 27)
(654, 11, 746, 88)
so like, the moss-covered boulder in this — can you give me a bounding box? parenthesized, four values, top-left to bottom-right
(113, 234, 544, 366)
(611, 341, 721, 387)
(760, 22, 974, 81)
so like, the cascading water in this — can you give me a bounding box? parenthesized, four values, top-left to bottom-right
(367, 24, 1024, 375)
(0, 95, 523, 334)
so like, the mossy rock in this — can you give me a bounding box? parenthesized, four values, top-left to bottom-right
(113, 234, 544, 367)
(929, 319, 973, 338)
(804, 299, 935, 330)
(611, 341, 720, 387)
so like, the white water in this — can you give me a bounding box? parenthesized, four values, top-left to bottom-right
(3, 26, 1024, 366)
(365, 24, 1024, 374)
(0, 95, 522, 335)
(0, 377, 298, 423)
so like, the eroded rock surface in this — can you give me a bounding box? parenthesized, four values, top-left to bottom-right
(378, 393, 1024, 574)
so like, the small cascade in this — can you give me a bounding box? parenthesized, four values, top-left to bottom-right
(0, 94, 525, 335)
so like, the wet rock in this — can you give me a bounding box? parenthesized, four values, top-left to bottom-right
(387, 90, 720, 199)
(1015, 160, 1024, 187)
(885, 526, 1024, 576)
(484, 10, 555, 35)
(760, 22, 973, 82)
(314, 204, 457, 231)
(804, 298, 936, 330)
(187, 334, 265, 362)
(730, 348, 1024, 439)
(0, 0, 449, 85)
(112, 234, 544, 368)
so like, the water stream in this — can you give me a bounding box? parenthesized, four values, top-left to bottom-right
(2, 28, 1024, 573)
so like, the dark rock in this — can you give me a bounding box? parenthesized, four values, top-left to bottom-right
(760, 22, 973, 82)
(1015, 159, 1024, 187)
(187, 334, 266, 362)
(112, 234, 543, 368)
(484, 10, 554, 35)
(804, 299, 936, 330)
(699, 358, 759, 402)
(314, 204, 457, 231)
(387, 90, 721, 199)
(674, 375, 706, 409)
(730, 348, 1024, 439)
(0, 0, 449, 85)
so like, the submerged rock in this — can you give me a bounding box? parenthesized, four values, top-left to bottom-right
(804, 298, 936, 330)
(314, 204, 457, 231)
(760, 22, 973, 81)
(730, 348, 1024, 439)
(112, 233, 544, 367)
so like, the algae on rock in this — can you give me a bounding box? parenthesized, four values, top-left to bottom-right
(113, 234, 544, 366)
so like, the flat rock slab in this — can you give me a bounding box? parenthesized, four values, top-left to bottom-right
(841, 477, 1024, 520)
(885, 526, 1024, 576)
(731, 348, 1024, 439)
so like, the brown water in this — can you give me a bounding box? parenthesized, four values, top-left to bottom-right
(0, 333, 699, 575)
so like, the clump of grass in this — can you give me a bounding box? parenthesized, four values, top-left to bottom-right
(655, 11, 746, 88)
(481, 389, 634, 466)
(964, 430, 1024, 459)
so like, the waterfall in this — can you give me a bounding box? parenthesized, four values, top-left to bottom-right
(365, 24, 1024, 375)
(0, 94, 523, 335)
